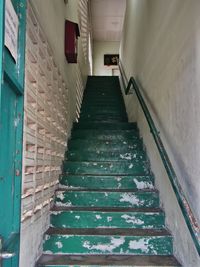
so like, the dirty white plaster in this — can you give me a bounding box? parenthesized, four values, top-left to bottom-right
(120, 0, 200, 266)
(93, 41, 120, 75)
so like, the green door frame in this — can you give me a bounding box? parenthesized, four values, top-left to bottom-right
(0, 0, 26, 266)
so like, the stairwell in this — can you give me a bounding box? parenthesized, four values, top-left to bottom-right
(37, 76, 181, 267)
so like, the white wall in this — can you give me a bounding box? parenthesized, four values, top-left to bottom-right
(93, 41, 119, 75)
(120, 0, 200, 266)
(29, 0, 89, 122)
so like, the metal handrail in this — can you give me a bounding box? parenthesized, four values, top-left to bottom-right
(118, 62, 200, 255)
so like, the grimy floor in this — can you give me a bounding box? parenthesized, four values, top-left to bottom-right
(37, 76, 181, 266)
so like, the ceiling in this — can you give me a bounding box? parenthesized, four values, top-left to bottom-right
(91, 0, 126, 42)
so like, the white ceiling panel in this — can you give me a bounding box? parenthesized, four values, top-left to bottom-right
(91, 0, 126, 41)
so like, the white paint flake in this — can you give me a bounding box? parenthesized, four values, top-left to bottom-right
(57, 192, 65, 201)
(133, 179, 154, 189)
(51, 211, 62, 215)
(107, 216, 112, 222)
(120, 153, 132, 160)
(56, 200, 72, 207)
(83, 237, 125, 253)
(45, 235, 50, 241)
(120, 193, 143, 206)
(128, 163, 134, 169)
(55, 241, 63, 249)
(75, 215, 80, 219)
(96, 215, 102, 220)
(117, 183, 122, 188)
(129, 238, 150, 253)
(121, 214, 144, 225)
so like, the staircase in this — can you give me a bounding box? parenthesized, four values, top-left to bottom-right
(38, 77, 181, 267)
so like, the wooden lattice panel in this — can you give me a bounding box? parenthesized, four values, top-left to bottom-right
(22, 3, 70, 223)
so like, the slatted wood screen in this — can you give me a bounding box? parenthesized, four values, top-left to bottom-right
(78, 0, 89, 62)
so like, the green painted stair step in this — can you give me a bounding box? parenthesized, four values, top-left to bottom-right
(66, 150, 147, 162)
(50, 209, 165, 229)
(78, 118, 128, 123)
(71, 129, 139, 140)
(37, 254, 181, 267)
(67, 139, 143, 152)
(63, 161, 149, 175)
(80, 105, 126, 112)
(43, 228, 173, 255)
(55, 190, 159, 208)
(80, 107, 127, 114)
(79, 115, 128, 122)
(82, 97, 124, 103)
(79, 117, 127, 123)
(59, 175, 154, 190)
(73, 122, 136, 130)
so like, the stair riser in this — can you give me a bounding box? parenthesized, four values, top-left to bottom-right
(63, 161, 149, 176)
(80, 108, 126, 114)
(55, 191, 159, 208)
(50, 211, 165, 229)
(66, 150, 147, 162)
(68, 142, 143, 152)
(79, 117, 128, 122)
(43, 235, 173, 255)
(70, 133, 139, 141)
(74, 123, 137, 130)
(82, 99, 124, 103)
(79, 118, 128, 123)
(80, 110, 127, 115)
(59, 175, 154, 190)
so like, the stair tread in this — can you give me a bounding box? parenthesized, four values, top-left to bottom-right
(37, 254, 181, 266)
(46, 228, 171, 236)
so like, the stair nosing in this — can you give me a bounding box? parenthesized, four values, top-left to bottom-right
(51, 206, 163, 213)
(55, 189, 158, 193)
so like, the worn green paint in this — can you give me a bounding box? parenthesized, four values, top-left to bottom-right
(55, 191, 159, 208)
(43, 234, 173, 255)
(63, 161, 150, 175)
(0, 1, 26, 267)
(38, 76, 179, 266)
(60, 175, 154, 190)
(80, 109, 127, 116)
(50, 210, 165, 229)
(66, 150, 147, 162)
(68, 140, 143, 152)
(73, 122, 137, 130)
(71, 129, 139, 140)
